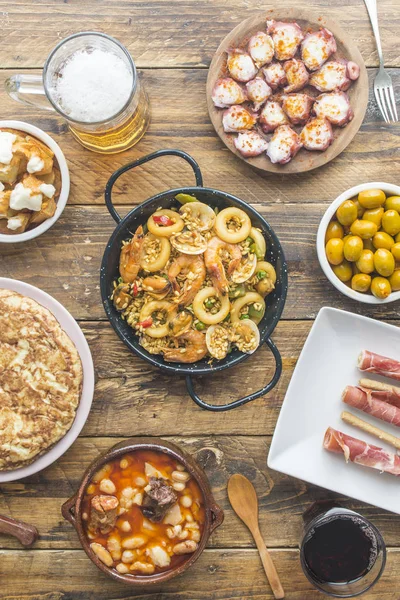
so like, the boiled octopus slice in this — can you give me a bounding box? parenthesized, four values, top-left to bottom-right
(222, 105, 257, 133)
(283, 58, 309, 93)
(233, 131, 269, 157)
(248, 31, 275, 68)
(309, 59, 360, 92)
(266, 20, 304, 61)
(262, 62, 288, 90)
(267, 124, 303, 164)
(259, 100, 288, 133)
(313, 91, 354, 126)
(227, 48, 258, 82)
(301, 28, 337, 71)
(281, 93, 315, 125)
(245, 77, 272, 110)
(212, 77, 248, 108)
(300, 116, 334, 151)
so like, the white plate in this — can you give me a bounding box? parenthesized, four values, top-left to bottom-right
(0, 277, 94, 482)
(0, 120, 70, 243)
(268, 306, 400, 515)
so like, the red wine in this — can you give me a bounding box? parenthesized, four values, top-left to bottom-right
(302, 514, 378, 584)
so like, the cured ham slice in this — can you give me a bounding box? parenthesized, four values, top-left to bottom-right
(359, 378, 400, 409)
(342, 385, 400, 427)
(358, 350, 400, 381)
(323, 427, 400, 476)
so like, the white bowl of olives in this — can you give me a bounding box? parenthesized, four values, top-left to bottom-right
(317, 182, 400, 304)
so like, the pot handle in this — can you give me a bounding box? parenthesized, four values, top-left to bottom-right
(61, 493, 78, 528)
(185, 337, 282, 411)
(210, 502, 225, 533)
(0, 515, 39, 547)
(104, 149, 204, 224)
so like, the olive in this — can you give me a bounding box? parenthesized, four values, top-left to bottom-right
(343, 236, 363, 262)
(362, 207, 384, 228)
(356, 249, 375, 274)
(342, 234, 352, 245)
(389, 270, 400, 291)
(353, 199, 365, 218)
(350, 219, 378, 239)
(382, 209, 400, 236)
(391, 242, 400, 262)
(374, 248, 395, 277)
(325, 221, 344, 242)
(351, 273, 371, 293)
(336, 200, 358, 226)
(372, 231, 395, 250)
(371, 276, 391, 299)
(358, 189, 386, 209)
(325, 238, 344, 265)
(332, 260, 352, 282)
(396, 233, 400, 243)
(385, 196, 400, 212)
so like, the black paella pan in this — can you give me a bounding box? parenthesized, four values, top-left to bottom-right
(100, 149, 288, 411)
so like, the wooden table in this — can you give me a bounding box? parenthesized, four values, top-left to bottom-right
(0, 1, 399, 598)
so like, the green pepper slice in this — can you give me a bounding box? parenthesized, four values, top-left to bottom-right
(175, 193, 198, 204)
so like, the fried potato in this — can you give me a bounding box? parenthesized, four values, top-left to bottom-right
(6, 212, 31, 234)
(29, 197, 56, 225)
(0, 191, 10, 218)
(52, 166, 61, 198)
(0, 154, 22, 185)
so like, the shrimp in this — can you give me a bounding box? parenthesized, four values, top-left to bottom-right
(119, 225, 145, 283)
(162, 330, 208, 363)
(168, 254, 206, 307)
(204, 236, 242, 294)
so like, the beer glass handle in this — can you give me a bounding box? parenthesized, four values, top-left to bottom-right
(105, 149, 204, 224)
(4, 74, 55, 112)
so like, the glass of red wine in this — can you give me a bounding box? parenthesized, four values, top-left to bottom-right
(300, 503, 386, 597)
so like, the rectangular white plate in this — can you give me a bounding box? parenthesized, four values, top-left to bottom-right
(268, 307, 400, 515)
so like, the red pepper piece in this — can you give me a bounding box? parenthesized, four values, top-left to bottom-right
(138, 317, 153, 328)
(153, 215, 174, 227)
(132, 282, 138, 297)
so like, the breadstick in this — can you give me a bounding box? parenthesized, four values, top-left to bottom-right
(341, 411, 400, 451)
(359, 378, 400, 394)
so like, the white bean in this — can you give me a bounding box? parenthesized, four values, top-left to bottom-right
(122, 534, 148, 549)
(99, 478, 116, 494)
(132, 492, 143, 506)
(90, 542, 113, 567)
(185, 521, 199, 530)
(121, 486, 135, 499)
(191, 529, 201, 542)
(107, 536, 121, 554)
(120, 458, 129, 469)
(180, 495, 192, 508)
(172, 540, 198, 555)
(171, 470, 190, 483)
(86, 484, 96, 495)
(172, 481, 186, 492)
(92, 464, 111, 483)
(122, 550, 136, 563)
(82, 512, 88, 521)
(134, 476, 147, 487)
(120, 521, 131, 533)
(116, 563, 129, 574)
(130, 561, 155, 575)
(176, 464, 185, 472)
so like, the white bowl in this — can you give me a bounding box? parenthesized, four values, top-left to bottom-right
(316, 182, 400, 304)
(0, 277, 94, 482)
(0, 120, 70, 243)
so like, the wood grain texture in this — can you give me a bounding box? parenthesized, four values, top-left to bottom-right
(2, 435, 400, 551)
(0, 0, 399, 69)
(206, 9, 369, 174)
(1, 547, 399, 599)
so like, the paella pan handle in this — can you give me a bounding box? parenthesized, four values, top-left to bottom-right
(185, 338, 282, 412)
(104, 149, 204, 224)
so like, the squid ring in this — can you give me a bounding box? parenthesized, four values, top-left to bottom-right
(147, 209, 184, 238)
(192, 287, 230, 325)
(139, 300, 177, 338)
(140, 234, 171, 272)
(231, 292, 265, 324)
(215, 207, 252, 243)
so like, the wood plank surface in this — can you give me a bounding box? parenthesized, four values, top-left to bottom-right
(1, 436, 400, 551)
(0, 0, 399, 69)
(0, 69, 399, 206)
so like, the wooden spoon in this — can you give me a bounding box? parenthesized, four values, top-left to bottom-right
(0, 515, 38, 547)
(228, 474, 285, 599)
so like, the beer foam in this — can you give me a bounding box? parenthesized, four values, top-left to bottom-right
(52, 48, 133, 123)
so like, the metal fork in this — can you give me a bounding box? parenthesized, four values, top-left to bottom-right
(364, 0, 398, 123)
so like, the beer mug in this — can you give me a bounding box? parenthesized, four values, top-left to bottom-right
(5, 32, 150, 154)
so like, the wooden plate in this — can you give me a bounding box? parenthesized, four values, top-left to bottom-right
(206, 8, 369, 174)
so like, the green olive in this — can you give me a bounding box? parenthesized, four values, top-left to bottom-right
(358, 189, 386, 209)
(372, 231, 395, 250)
(356, 249, 375, 274)
(325, 221, 344, 242)
(332, 260, 352, 282)
(325, 238, 344, 265)
(351, 273, 371, 293)
(396, 233, 400, 243)
(336, 200, 358, 227)
(350, 219, 378, 239)
(371, 276, 391, 299)
(391, 242, 400, 262)
(343, 236, 363, 262)
(389, 270, 400, 291)
(362, 207, 384, 228)
(382, 210, 400, 236)
(342, 234, 352, 245)
(385, 196, 400, 212)
(353, 199, 365, 218)
(374, 248, 395, 277)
